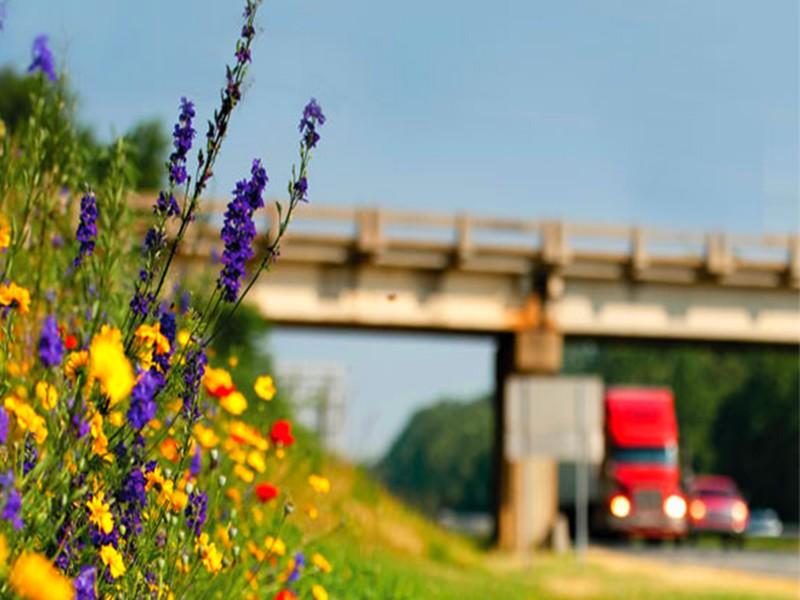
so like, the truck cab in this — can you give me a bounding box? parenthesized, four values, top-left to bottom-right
(602, 387, 687, 539)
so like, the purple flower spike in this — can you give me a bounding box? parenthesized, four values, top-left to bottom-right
(38, 315, 64, 367)
(74, 566, 96, 600)
(73, 192, 97, 267)
(28, 35, 56, 81)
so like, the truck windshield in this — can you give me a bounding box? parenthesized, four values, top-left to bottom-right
(612, 446, 677, 465)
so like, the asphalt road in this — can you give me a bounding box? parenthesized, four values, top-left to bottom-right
(602, 542, 800, 580)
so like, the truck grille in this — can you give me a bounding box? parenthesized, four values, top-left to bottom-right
(634, 489, 662, 511)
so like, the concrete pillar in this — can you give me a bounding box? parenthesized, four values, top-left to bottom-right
(494, 327, 563, 552)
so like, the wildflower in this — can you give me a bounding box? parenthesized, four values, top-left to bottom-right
(304, 503, 319, 520)
(128, 369, 165, 430)
(298, 98, 326, 150)
(160, 437, 179, 462)
(177, 329, 191, 347)
(246, 449, 266, 473)
(23, 435, 37, 474)
(135, 322, 171, 359)
(217, 159, 269, 302)
(181, 347, 207, 421)
(87, 491, 114, 534)
(10, 553, 73, 600)
(229, 420, 268, 450)
(311, 584, 329, 600)
(89, 413, 112, 462)
(220, 390, 247, 415)
(197, 533, 223, 574)
(254, 374, 276, 401)
(38, 316, 64, 367)
(100, 544, 126, 579)
(73, 192, 98, 267)
(275, 590, 296, 600)
(73, 565, 96, 600)
(0, 216, 10, 250)
(190, 446, 202, 476)
(35, 381, 58, 410)
(194, 423, 220, 448)
(4, 396, 47, 444)
(270, 419, 295, 447)
(154, 191, 180, 218)
(312, 552, 332, 573)
(169, 97, 196, 185)
(264, 536, 286, 557)
(0, 471, 22, 530)
(64, 333, 78, 350)
(0, 282, 31, 313)
(185, 489, 208, 536)
(203, 367, 235, 398)
(308, 474, 331, 494)
(233, 464, 254, 483)
(285, 551, 304, 583)
(27, 35, 57, 81)
(0, 408, 7, 444)
(254, 482, 279, 503)
(89, 326, 135, 404)
(64, 350, 89, 382)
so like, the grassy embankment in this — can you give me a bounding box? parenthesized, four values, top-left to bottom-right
(282, 446, 798, 600)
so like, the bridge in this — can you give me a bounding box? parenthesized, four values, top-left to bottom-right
(158, 198, 800, 551)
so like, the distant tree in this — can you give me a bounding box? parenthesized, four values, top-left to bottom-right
(712, 353, 799, 521)
(378, 397, 493, 514)
(0, 67, 167, 190)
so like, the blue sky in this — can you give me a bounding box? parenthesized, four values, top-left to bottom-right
(3, 0, 797, 458)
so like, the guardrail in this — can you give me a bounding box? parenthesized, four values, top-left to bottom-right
(129, 195, 799, 288)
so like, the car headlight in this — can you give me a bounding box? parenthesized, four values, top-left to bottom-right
(689, 499, 706, 520)
(609, 494, 631, 518)
(731, 501, 748, 523)
(663, 494, 687, 519)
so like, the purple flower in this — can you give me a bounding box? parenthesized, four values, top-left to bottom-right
(38, 315, 64, 367)
(184, 490, 208, 536)
(0, 471, 22, 530)
(294, 176, 309, 203)
(169, 97, 196, 185)
(23, 435, 37, 475)
(190, 446, 202, 477)
(0, 408, 8, 445)
(217, 159, 268, 302)
(127, 369, 165, 430)
(73, 192, 97, 267)
(287, 551, 305, 583)
(28, 35, 56, 81)
(74, 566, 96, 600)
(298, 98, 325, 150)
(181, 347, 207, 422)
(154, 191, 180, 218)
(129, 291, 153, 318)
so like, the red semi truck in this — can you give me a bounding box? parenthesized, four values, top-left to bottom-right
(601, 387, 688, 539)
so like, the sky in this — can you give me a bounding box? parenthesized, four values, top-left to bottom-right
(2, 0, 798, 459)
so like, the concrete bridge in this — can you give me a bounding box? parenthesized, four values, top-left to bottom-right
(157, 198, 800, 550)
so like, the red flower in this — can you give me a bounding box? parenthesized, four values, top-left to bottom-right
(270, 420, 294, 447)
(64, 334, 78, 351)
(255, 482, 279, 503)
(275, 591, 296, 600)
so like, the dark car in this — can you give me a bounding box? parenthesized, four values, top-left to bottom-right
(746, 508, 783, 538)
(687, 475, 749, 538)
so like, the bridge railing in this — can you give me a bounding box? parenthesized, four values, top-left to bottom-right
(128, 195, 799, 287)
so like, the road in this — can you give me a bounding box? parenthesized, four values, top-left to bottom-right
(602, 542, 800, 580)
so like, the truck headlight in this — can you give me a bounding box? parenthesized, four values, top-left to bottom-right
(689, 499, 706, 520)
(731, 501, 748, 523)
(663, 494, 687, 519)
(609, 494, 631, 518)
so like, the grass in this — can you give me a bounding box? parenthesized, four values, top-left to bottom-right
(290, 456, 799, 600)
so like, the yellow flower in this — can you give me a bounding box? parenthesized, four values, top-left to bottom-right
(202, 367, 234, 397)
(35, 381, 58, 410)
(89, 412, 113, 462)
(228, 355, 239, 368)
(264, 536, 286, 557)
(170, 489, 189, 512)
(4, 396, 47, 444)
(220, 390, 247, 415)
(233, 464, 254, 483)
(0, 534, 7, 567)
(64, 350, 89, 382)
(194, 423, 220, 449)
(160, 437, 179, 462)
(308, 474, 331, 494)
(312, 552, 333, 573)
(177, 329, 191, 347)
(10, 552, 73, 600)
(246, 450, 266, 473)
(100, 544, 126, 579)
(312, 585, 329, 600)
(228, 420, 268, 450)
(305, 503, 319, 520)
(253, 375, 276, 401)
(0, 282, 30, 313)
(0, 215, 10, 252)
(87, 491, 114, 534)
(197, 533, 223, 574)
(109, 411, 124, 427)
(89, 326, 134, 404)
(135, 322, 171, 355)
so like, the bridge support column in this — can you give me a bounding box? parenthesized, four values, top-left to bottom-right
(494, 328, 563, 552)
